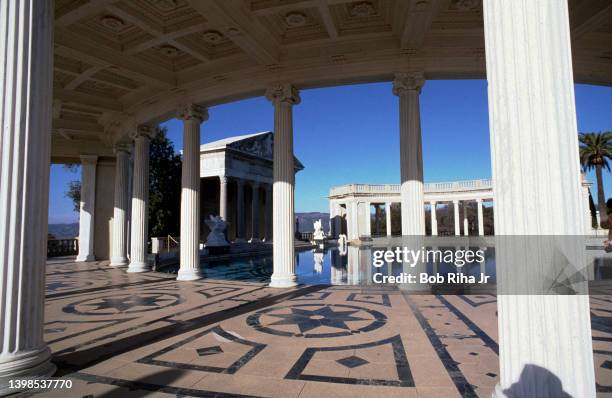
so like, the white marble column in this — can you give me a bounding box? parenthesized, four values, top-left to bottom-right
(334, 203, 343, 239)
(127, 125, 156, 273)
(484, 1, 595, 396)
(110, 145, 130, 266)
(463, 202, 469, 236)
(430, 201, 438, 236)
(264, 184, 272, 241)
(363, 202, 371, 236)
(0, 0, 56, 385)
(177, 104, 207, 281)
(235, 179, 246, 242)
(76, 155, 98, 262)
(329, 201, 336, 238)
(266, 84, 300, 288)
(385, 202, 392, 237)
(393, 73, 425, 236)
(347, 201, 358, 240)
(453, 200, 460, 236)
(250, 181, 261, 242)
(476, 198, 484, 236)
(219, 176, 228, 221)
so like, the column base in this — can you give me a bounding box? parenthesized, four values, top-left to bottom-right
(491, 384, 506, 398)
(75, 254, 95, 262)
(177, 268, 204, 281)
(0, 347, 56, 394)
(109, 256, 128, 267)
(126, 261, 150, 273)
(269, 273, 298, 288)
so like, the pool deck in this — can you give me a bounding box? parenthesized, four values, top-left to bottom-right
(27, 258, 612, 397)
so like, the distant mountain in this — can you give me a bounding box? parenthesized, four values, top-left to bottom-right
(48, 214, 331, 238)
(296, 212, 330, 233)
(48, 223, 79, 239)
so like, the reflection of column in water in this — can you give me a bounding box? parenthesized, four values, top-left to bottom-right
(347, 246, 360, 285)
(432, 245, 438, 275)
(313, 251, 323, 274)
(330, 249, 347, 285)
(400, 236, 426, 291)
(360, 247, 372, 286)
(480, 246, 486, 275)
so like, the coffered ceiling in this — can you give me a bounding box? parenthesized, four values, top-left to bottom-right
(51, 0, 612, 161)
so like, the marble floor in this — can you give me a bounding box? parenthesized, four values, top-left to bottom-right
(21, 258, 612, 397)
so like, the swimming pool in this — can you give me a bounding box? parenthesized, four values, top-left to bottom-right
(162, 244, 498, 287)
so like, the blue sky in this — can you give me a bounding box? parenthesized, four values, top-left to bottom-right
(49, 81, 612, 224)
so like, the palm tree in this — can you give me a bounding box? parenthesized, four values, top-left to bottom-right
(579, 131, 612, 227)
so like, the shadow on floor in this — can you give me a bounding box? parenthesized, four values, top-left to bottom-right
(502, 364, 573, 398)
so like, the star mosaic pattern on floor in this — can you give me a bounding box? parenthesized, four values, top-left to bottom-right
(25, 258, 612, 397)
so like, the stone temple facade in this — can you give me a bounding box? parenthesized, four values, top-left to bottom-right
(199, 132, 303, 242)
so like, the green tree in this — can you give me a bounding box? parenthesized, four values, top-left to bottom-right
(579, 131, 612, 227)
(64, 164, 81, 212)
(148, 127, 182, 237)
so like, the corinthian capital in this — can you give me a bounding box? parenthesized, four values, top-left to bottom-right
(265, 83, 301, 105)
(130, 124, 158, 140)
(392, 72, 425, 96)
(177, 103, 209, 122)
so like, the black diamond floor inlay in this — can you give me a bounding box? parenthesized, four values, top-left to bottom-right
(196, 345, 224, 357)
(486, 372, 497, 378)
(602, 360, 612, 370)
(336, 355, 369, 369)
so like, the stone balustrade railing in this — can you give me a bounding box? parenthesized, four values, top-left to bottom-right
(47, 238, 79, 257)
(329, 179, 493, 197)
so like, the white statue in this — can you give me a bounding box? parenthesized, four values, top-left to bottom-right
(204, 215, 229, 247)
(313, 219, 325, 241)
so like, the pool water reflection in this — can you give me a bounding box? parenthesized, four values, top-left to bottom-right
(166, 245, 498, 287)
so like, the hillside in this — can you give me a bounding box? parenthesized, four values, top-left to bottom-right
(296, 212, 330, 233)
(48, 223, 79, 238)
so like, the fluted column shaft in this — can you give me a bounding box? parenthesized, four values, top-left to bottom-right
(363, 202, 371, 236)
(453, 200, 460, 236)
(484, 1, 595, 396)
(430, 201, 438, 236)
(219, 176, 228, 221)
(385, 202, 392, 236)
(476, 199, 484, 236)
(128, 126, 155, 273)
(0, 0, 56, 385)
(266, 84, 300, 288)
(349, 201, 358, 240)
(177, 104, 207, 281)
(335, 204, 343, 238)
(76, 155, 97, 262)
(110, 147, 130, 266)
(250, 182, 261, 242)
(393, 74, 425, 236)
(235, 179, 246, 242)
(264, 184, 273, 241)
